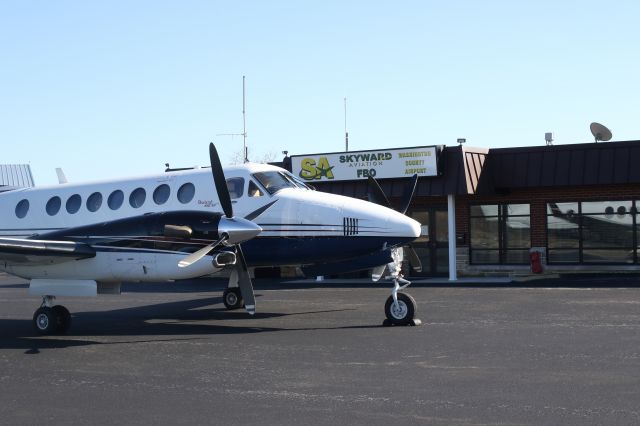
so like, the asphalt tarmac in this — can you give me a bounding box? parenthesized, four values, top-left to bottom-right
(1, 273, 640, 425)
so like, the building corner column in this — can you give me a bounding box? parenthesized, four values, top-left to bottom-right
(447, 194, 457, 281)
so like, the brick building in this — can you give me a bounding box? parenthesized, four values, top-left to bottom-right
(284, 141, 640, 278)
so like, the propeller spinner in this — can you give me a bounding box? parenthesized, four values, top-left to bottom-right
(178, 143, 262, 314)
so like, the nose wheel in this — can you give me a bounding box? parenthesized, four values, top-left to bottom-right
(383, 292, 419, 326)
(382, 271, 421, 326)
(33, 297, 72, 335)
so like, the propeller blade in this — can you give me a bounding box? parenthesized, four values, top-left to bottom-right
(398, 174, 418, 215)
(235, 245, 256, 315)
(244, 200, 278, 221)
(371, 264, 387, 282)
(209, 143, 233, 218)
(405, 245, 422, 272)
(178, 235, 227, 268)
(367, 176, 391, 208)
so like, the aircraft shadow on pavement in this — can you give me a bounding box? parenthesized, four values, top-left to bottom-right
(0, 295, 366, 353)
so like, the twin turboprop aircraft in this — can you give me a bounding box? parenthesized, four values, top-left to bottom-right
(0, 144, 421, 335)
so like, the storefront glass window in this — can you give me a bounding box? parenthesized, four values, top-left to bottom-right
(470, 203, 530, 264)
(547, 200, 636, 264)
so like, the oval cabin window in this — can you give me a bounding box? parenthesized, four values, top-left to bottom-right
(66, 194, 82, 214)
(15, 199, 29, 219)
(46, 196, 62, 216)
(153, 184, 170, 205)
(87, 192, 103, 212)
(108, 190, 124, 210)
(129, 187, 146, 208)
(177, 183, 195, 204)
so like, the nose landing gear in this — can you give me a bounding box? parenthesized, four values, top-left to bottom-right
(377, 248, 421, 327)
(382, 275, 421, 326)
(32, 296, 72, 335)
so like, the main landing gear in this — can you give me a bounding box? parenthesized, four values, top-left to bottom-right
(32, 296, 71, 335)
(223, 287, 244, 310)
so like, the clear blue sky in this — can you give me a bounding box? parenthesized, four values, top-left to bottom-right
(1, 1, 639, 185)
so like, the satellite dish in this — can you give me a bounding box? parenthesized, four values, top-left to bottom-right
(590, 122, 612, 142)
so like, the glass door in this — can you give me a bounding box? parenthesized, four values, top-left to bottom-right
(408, 208, 449, 276)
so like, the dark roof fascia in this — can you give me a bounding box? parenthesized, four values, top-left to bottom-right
(488, 140, 640, 189)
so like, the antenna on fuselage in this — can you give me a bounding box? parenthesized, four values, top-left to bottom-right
(55, 168, 68, 184)
(216, 75, 249, 163)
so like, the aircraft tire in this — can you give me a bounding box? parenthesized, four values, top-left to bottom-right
(223, 288, 244, 310)
(33, 307, 59, 335)
(52, 305, 72, 334)
(384, 292, 417, 325)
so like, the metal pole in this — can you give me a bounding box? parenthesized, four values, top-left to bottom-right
(447, 194, 458, 281)
(344, 97, 348, 152)
(242, 76, 247, 163)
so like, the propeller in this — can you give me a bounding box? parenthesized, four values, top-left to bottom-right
(178, 143, 266, 315)
(405, 244, 422, 272)
(234, 245, 255, 314)
(367, 174, 422, 273)
(367, 176, 391, 208)
(398, 174, 418, 215)
(178, 235, 228, 268)
(209, 143, 233, 218)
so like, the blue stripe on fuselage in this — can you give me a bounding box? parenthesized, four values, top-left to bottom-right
(240, 236, 410, 266)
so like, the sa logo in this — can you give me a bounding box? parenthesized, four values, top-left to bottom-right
(299, 157, 335, 180)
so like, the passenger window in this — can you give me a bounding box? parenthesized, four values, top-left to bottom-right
(153, 184, 171, 205)
(248, 181, 264, 197)
(177, 183, 195, 204)
(108, 190, 124, 210)
(87, 192, 103, 212)
(15, 199, 29, 218)
(66, 194, 82, 214)
(129, 188, 146, 208)
(46, 196, 62, 216)
(226, 178, 245, 199)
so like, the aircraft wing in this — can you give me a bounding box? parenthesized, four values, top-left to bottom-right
(0, 237, 96, 265)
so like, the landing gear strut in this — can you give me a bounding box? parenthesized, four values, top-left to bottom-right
(378, 249, 421, 326)
(33, 296, 72, 335)
(382, 274, 420, 326)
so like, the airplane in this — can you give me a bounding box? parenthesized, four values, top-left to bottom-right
(0, 144, 422, 335)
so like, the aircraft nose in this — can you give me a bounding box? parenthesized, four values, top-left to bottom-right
(394, 213, 421, 239)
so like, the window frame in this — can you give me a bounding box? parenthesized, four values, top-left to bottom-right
(546, 199, 637, 265)
(469, 203, 531, 265)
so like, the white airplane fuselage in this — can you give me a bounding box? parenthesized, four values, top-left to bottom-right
(0, 163, 421, 283)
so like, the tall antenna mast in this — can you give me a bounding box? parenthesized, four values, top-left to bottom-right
(242, 75, 247, 162)
(216, 76, 249, 163)
(344, 97, 349, 152)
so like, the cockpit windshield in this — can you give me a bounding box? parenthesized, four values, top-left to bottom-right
(285, 172, 314, 190)
(252, 171, 297, 195)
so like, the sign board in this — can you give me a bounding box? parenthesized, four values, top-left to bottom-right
(291, 146, 441, 182)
